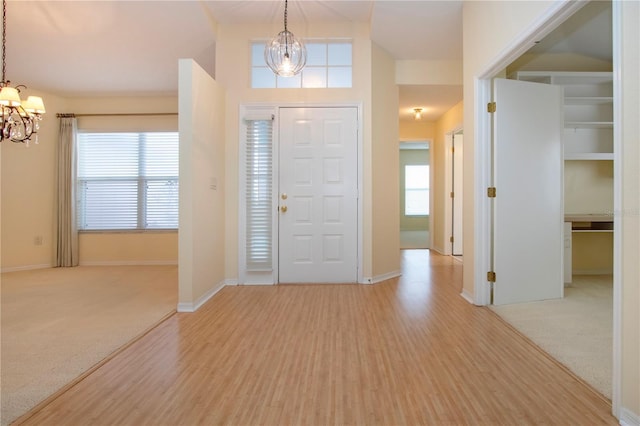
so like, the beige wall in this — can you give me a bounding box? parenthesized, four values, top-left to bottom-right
(1, 90, 66, 270)
(69, 96, 179, 266)
(215, 22, 387, 281)
(434, 101, 463, 255)
(178, 59, 226, 308)
(462, 0, 557, 302)
(399, 119, 435, 142)
(0, 94, 180, 270)
(371, 42, 400, 279)
(463, 0, 639, 419)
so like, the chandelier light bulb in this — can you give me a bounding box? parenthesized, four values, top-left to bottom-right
(0, 0, 46, 145)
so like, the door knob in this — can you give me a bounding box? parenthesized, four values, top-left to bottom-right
(280, 205, 288, 213)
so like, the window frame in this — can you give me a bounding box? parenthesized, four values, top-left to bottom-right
(76, 131, 180, 232)
(404, 164, 430, 217)
(251, 40, 353, 89)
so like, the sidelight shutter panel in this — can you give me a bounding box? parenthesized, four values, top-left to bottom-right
(245, 119, 273, 271)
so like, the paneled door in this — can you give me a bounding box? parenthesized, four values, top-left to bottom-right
(492, 78, 564, 305)
(278, 107, 358, 283)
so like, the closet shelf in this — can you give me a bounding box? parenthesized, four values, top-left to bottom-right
(565, 121, 613, 129)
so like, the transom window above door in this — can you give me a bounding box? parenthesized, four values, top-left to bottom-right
(251, 41, 352, 89)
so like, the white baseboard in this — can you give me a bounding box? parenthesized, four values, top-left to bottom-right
(79, 260, 178, 266)
(363, 270, 402, 284)
(620, 407, 640, 426)
(460, 289, 475, 305)
(1, 264, 52, 273)
(177, 280, 226, 313)
(224, 278, 238, 286)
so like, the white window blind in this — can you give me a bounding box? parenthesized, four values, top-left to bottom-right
(77, 132, 179, 230)
(245, 119, 273, 271)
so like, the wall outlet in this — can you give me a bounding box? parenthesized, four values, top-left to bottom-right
(34, 236, 43, 246)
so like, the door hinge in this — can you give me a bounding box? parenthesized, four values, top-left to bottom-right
(487, 187, 496, 198)
(487, 271, 496, 282)
(452, 147, 455, 153)
(450, 191, 454, 198)
(487, 102, 496, 113)
(450, 236, 454, 243)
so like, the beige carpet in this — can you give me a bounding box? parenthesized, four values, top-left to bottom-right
(490, 275, 612, 399)
(1, 265, 177, 426)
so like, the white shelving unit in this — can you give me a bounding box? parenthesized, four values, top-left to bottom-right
(513, 71, 614, 282)
(514, 71, 614, 160)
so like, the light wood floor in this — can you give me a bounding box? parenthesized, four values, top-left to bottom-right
(17, 251, 615, 425)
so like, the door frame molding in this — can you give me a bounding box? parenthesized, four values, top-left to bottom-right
(444, 126, 463, 256)
(238, 102, 364, 285)
(472, 1, 621, 417)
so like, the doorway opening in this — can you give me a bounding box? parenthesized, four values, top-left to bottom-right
(399, 141, 431, 250)
(238, 104, 363, 285)
(474, 0, 620, 408)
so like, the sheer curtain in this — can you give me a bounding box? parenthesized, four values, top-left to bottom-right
(56, 116, 79, 267)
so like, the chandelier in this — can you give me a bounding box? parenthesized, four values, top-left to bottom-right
(0, 0, 45, 145)
(264, 0, 307, 77)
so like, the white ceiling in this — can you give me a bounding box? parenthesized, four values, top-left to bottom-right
(4, 1, 611, 122)
(4, 0, 463, 122)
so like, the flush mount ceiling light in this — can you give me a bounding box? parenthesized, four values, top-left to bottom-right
(413, 108, 423, 120)
(264, 0, 307, 77)
(0, 0, 45, 145)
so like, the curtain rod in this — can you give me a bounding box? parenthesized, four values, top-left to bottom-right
(56, 113, 177, 118)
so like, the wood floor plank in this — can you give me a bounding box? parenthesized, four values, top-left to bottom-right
(18, 251, 616, 425)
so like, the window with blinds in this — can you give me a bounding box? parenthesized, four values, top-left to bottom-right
(245, 119, 273, 271)
(77, 132, 179, 231)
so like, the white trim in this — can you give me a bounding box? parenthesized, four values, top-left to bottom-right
(364, 270, 401, 285)
(224, 278, 238, 286)
(430, 245, 446, 256)
(460, 289, 474, 305)
(176, 280, 226, 313)
(474, 77, 493, 307)
(620, 408, 640, 426)
(78, 260, 178, 266)
(443, 132, 454, 256)
(474, 1, 590, 306)
(473, 0, 622, 418)
(238, 102, 364, 285)
(1, 264, 52, 273)
(611, 0, 623, 417)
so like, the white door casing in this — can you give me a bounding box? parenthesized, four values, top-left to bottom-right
(453, 132, 464, 256)
(278, 107, 358, 283)
(492, 78, 564, 305)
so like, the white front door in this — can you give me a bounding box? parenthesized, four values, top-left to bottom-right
(492, 78, 564, 305)
(278, 107, 358, 283)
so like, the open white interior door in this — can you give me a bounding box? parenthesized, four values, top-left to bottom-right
(492, 78, 564, 305)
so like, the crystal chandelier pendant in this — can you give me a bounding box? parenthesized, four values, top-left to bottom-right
(0, 0, 46, 145)
(264, 0, 306, 77)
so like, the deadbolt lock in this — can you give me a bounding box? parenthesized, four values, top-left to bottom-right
(281, 193, 288, 200)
